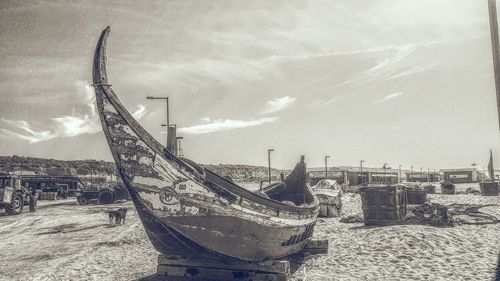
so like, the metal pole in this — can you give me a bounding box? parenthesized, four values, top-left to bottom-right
(268, 149, 274, 184)
(360, 160, 364, 172)
(325, 156, 330, 179)
(489, 0, 500, 131)
(399, 165, 402, 183)
(166, 97, 169, 139)
(411, 166, 414, 182)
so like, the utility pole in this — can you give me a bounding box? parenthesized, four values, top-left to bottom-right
(268, 149, 274, 185)
(410, 165, 414, 182)
(488, 0, 500, 131)
(427, 168, 430, 182)
(383, 163, 388, 184)
(360, 160, 364, 172)
(147, 96, 169, 147)
(325, 155, 330, 180)
(399, 165, 403, 183)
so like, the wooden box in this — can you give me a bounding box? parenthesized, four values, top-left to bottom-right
(423, 185, 436, 194)
(441, 183, 455, 195)
(479, 182, 499, 196)
(406, 187, 427, 205)
(359, 184, 407, 226)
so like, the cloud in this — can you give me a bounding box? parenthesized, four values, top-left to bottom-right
(374, 92, 403, 104)
(200, 117, 211, 122)
(0, 81, 147, 143)
(260, 96, 296, 115)
(132, 104, 147, 120)
(178, 117, 278, 135)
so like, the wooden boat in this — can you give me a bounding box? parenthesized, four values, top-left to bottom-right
(311, 179, 342, 217)
(92, 26, 319, 261)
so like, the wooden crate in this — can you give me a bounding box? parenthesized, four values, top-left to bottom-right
(441, 183, 455, 195)
(479, 182, 499, 196)
(423, 185, 436, 194)
(359, 184, 407, 226)
(406, 188, 427, 205)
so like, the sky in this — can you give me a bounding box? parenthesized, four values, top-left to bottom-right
(1, 0, 500, 170)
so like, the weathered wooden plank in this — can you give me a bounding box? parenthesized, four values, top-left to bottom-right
(158, 254, 290, 274)
(157, 264, 288, 281)
(300, 239, 329, 255)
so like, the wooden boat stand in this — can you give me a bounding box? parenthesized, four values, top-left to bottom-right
(154, 239, 328, 281)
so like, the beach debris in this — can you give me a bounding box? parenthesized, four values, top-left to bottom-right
(457, 187, 481, 195)
(406, 202, 455, 227)
(447, 203, 499, 225)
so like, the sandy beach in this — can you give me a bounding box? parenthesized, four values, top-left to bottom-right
(0, 188, 498, 281)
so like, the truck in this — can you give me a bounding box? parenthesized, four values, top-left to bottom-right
(0, 174, 37, 215)
(21, 176, 84, 199)
(76, 177, 130, 205)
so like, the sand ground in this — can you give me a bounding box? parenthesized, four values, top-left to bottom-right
(0, 187, 498, 281)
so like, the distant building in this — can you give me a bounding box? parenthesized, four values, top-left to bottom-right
(405, 171, 441, 182)
(440, 168, 486, 183)
(308, 166, 399, 186)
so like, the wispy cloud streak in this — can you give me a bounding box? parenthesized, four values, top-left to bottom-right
(374, 92, 403, 104)
(178, 117, 277, 135)
(260, 96, 296, 115)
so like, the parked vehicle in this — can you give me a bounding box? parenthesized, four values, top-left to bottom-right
(21, 176, 84, 199)
(0, 174, 36, 215)
(76, 179, 130, 205)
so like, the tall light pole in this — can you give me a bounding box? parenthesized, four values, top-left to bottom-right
(268, 149, 274, 184)
(410, 165, 414, 182)
(427, 168, 430, 182)
(399, 165, 403, 183)
(325, 155, 330, 179)
(147, 96, 169, 146)
(488, 0, 500, 131)
(360, 160, 364, 172)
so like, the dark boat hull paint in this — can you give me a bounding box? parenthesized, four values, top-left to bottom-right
(92, 26, 319, 261)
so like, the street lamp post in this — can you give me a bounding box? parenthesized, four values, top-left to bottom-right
(147, 96, 169, 147)
(360, 160, 364, 172)
(383, 163, 388, 184)
(268, 149, 274, 184)
(325, 156, 330, 180)
(399, 165, 403, 183)
(410, 166, 414, 182)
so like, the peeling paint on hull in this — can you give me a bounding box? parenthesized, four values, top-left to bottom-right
(92, 26, 319, 261)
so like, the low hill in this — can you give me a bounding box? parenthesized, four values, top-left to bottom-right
(0, 155, 283, 182)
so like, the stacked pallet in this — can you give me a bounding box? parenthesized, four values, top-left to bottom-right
(40, 192, 57, 200)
